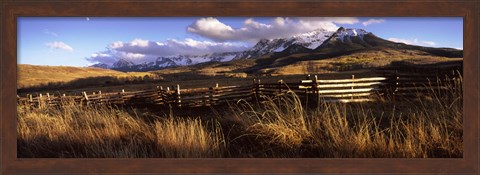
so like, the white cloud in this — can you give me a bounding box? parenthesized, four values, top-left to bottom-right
(43, 29, 58, 37)
(299, 17, 360, 24)
(187, 17, 235, 41)
(46, 41, 74, 52)
(130, 38, 149, 47)
(362, 19, 385, 26)
(388, 38, 436, 46)
(187, 17, 360, 42)
(87, 38, 248, 65)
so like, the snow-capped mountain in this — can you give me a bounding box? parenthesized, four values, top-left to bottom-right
(333, 27, 369, 42)
(92, 27, 407, 72)
(103, 52, 240, 71)
(113, 58, 135, 68)
(315, 27, 391, 53)
(155, 52, 239, 68)
(234, 28, 334, 59)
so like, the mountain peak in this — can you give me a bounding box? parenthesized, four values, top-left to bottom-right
(234, 28, 336, 59)
(89, 63, 110, 69)
(333, 27, 370, 43)
(113, 58, 135, 68)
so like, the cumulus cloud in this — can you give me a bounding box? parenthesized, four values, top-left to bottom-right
(187, 17, 359, 42)
(388, 38, 436, 46)
(362, 19, 385, 26)
(87, 17, 363, 65)
(46, 41, 73, 52)
(86, 38, 248, 65)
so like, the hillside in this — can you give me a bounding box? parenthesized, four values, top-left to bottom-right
(267, 48, 463, 75)
(237, 27, 463, 75)
(17, 64, 159, 89)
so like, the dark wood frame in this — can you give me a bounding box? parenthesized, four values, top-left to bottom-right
(1, 0, 478, 174)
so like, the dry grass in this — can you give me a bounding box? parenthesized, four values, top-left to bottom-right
(17, 75, 462, 158)
(271, 49, 462, 75)
(17, 101, 225, 158)
(18, 64, 159, 89)
(225, 76, 462, 157)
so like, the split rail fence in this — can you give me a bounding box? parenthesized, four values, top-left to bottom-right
(18, 70, 462, 108)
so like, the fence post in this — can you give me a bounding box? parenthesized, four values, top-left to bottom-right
(314, 75, 319, 106)
(120, 89, 125, 104)
(46, 93, 51, 106)
(305, 74, 310, 106)
(98, 91, 102, 103)
(251, 79, 258, 100)
(207, 83, 219, 106)
(392, 70, 398, 102)
(176, 84, 181, 107)
(214, 83, 219, 105)
(278, 79, 283, 94)
(209, 86, 214, 106)
(451, 70, 457, 93)
(351, 75, 355, 100)
(257, 79, 262, 96)
(39, 93, 43, 108)
(82, 91, 89, 105)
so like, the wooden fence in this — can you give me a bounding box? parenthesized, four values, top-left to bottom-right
(17, 70, 462, 108)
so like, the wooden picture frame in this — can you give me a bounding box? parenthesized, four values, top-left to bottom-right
(1, 0, 478, 174)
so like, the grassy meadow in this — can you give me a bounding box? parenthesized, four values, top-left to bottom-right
(270, 48, 463, 75)
(17, 75, 463, 158)
(18, 64, 162, 90)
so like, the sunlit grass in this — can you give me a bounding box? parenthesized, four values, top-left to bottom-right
(18, 75, 462, 158)
(17, 102, 225, 158)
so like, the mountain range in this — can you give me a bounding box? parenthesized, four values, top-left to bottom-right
(91, 27, 462, 72)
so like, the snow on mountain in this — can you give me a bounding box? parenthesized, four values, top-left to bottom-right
(291, 28, 335, 49)
(333, 27, 370, 42)
(112, 58, 135, 68)
(91, 27, 375, 71)
(234, 38, 286, 59)
(233, 28, 334, 59)
(154, 52, 240, 68)
(155, 57, 178, 68)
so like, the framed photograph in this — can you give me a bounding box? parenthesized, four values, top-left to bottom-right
(1, 0, 478, 174)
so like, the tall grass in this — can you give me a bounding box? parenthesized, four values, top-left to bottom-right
(225, 76, 462, 157)
(18, 76, 462, 158)
(17, 101, 225, 158)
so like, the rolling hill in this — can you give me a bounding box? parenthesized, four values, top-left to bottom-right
(17, 64, 159, 89)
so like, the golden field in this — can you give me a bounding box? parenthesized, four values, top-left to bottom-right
(17, 76, 462, 158)
(17, 64, 159, 89)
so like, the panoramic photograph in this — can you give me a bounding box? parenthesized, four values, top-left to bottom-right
(17, 17, 463, 158)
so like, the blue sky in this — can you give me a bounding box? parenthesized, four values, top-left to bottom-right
(18, 17, 463, 67)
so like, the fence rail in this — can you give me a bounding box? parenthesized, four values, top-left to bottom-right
(18, 70, 462, 108)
